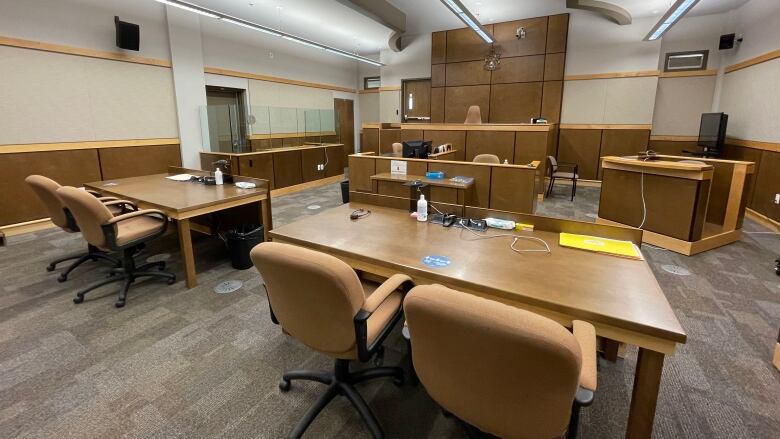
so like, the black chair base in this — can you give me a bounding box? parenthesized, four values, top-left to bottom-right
(279, 358, 403, 439)
(46, 244, 120, 282)
(73, 247, 175, 308)
(546, 176, 577, 201)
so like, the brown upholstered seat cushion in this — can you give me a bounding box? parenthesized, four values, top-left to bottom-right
(115, 215, 166, 247)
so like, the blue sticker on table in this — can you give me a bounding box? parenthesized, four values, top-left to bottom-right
(421, 255, 451, 268)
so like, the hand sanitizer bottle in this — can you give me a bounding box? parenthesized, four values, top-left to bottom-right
(417, 194, 428, 222)
(214, 167, 223, 185)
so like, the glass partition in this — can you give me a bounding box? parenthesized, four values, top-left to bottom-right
(201, 104, 341, 153)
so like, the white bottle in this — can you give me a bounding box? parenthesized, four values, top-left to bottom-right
(214, 167, 224, 185)
(417, 194, 428, 222)
(503, 159, 509, 164)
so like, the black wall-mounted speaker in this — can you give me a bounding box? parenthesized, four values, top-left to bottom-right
(719, 33, 736, 50)
(115, 16, 140, 51)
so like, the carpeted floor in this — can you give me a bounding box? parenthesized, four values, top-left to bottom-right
(1, 182, 778, 438)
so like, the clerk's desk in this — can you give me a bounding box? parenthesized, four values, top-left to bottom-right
(270, 202, 686, 439)
(597, 155, 754, 255)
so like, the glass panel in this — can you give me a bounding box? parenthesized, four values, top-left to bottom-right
(249, 105, 271, 135)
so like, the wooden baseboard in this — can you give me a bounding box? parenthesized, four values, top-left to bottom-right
(270, 174, 344, 197)
(595, 217, 742, 255)
(746, 208, 780, 232)
(0, 218, 56, 238)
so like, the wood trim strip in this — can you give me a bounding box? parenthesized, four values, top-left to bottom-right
(399, 123, 552, 132)
(564, 70, 660, 81)
(726, 137, 780, 153)
(0, 218, 55, 237)
(0, 35, 172, 68)
(725, 48, 780, 73)
(378, 86, 402, 92)
(659, 70, 717, 78)
(0, 138, 181, 154)
(746, 208, 780, 233)
(358, 89, 380, 94)
(560, 124, 652, 130)
(649, 135, 699, 141)
(204, 66, 357, 93)
(249, 131, 337, 140)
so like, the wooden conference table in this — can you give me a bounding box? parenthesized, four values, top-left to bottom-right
(85, 169, 272, 288)
(270, 203, 686, 439)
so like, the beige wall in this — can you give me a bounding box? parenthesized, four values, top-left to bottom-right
(359, 93, 380, 124)
(561, 76, 658, 124)
(248, 80, 335, 110)
(0, 46, 178, 145)
(652, 76, 717, 135)
(380, 90, 401, 123)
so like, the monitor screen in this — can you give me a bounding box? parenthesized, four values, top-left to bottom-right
(402, 140, 431, 159)
(697, 113, 727, 151)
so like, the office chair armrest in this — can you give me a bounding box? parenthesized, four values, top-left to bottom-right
(102, 199, 138, 210)
(106, 209, 167, 225)
(572, 320, 597, 392)
(362, 274, 413, 313)
(557, 162, 578, 172)
(97, 196, 119, 202)
(85, 189, 103, 197)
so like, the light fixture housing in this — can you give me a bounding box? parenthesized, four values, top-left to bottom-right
(644, 0, 701, 41)
(154, 0, 383, 66)
(439, 0, 494, 44)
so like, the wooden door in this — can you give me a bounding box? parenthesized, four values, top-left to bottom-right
(402, 79, 432, 123)
(334, 98, 355, 162)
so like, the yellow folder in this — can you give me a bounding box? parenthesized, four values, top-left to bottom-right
(559, 233, 643, 260)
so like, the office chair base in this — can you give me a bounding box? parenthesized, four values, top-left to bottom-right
(72, 251, 175, 307)
(279, 358, 403, 439)
(47, 245, 120, 282)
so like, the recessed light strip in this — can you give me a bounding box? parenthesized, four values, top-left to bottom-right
(644, 0, 701, 41)
(153, 0, 383, 66)
(439, 0, 494, 44)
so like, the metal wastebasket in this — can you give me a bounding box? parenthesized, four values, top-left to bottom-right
(340, 180, 349, 204)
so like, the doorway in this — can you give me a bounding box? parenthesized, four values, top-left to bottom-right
(334, 98, 355, 162)
(401, 78, 431, 123)
(205, 86, 248, 153)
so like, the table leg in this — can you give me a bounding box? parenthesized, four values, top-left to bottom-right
(604, 338, 621, 362)
(260, 198, 273, 242)
(177, 218, 197, 288)
(626, 348, 665, 439)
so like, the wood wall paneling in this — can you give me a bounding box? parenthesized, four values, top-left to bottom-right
(751, 150, 780, 221)
(544, 53, 566, 81)
(424, 130, 467, 161)
(446, 61, 491, 86)
(431, 87, 445, 123)
(431, 64, 446, 87)
(444, 85, 491, 123)
(98, 144, 182, 180)
(431, 31, 447, 65)
(546, 14, 569, 53)
(400, 129, 424, 142)
(301, 148, 326, 183)
(490, 55, 545, 84)
(647, 140, 694, 156)
(324, 145, 345, 177)
(489, 82, 543, 123)
(361, 128, 380, 154)
(237, 154, 275, 188)
(380, 129, 401, 154)
(272, 150, 303, 188)
(558, 129, 603, 180)
(348, 156, 376, 192)
(425, 162, 491, 208)
(541, 81, 563, 124)
(514, 132, 548, 166)
(490, 167, 536, 212)
(493, 17, 548, 57)
(0, 149, 102, 226)
(376, 158, 427, 177)
(598, 129, 650, 179)
(466, 131, 516, 163)
(445, 25, 494, 63)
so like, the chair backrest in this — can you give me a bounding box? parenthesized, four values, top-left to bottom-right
(24, 175, 72, 230)
(250, 242, 366, 357)
(404, 284, 582, 439)
(56, 186, 114, 249)
(473, 154, 500, 164)
(464, 105, 482, 124)
(392, 142, 403, 154)
(548, 155, 559, 173)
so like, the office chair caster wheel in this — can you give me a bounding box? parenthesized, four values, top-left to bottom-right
(46, 264, 55, 272)
(279, 379, 291, 392)
(393, 375, 404, 387)
(73, 295, 84, 304)
(115, 300, 126, 308)
(57, 274, 68, 283)
(373, 346, 385, 367)
(167, 275, 176, 285)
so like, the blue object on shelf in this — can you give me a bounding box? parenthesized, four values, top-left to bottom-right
(426, 171, 445, 179)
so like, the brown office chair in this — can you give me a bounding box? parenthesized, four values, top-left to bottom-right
(25, 175, 133, 282)
(251, 242, 414, 439)
(546, 156, 579, 201)
(464, 105, 483, 124)
(473, 154, 500, 164)
(56, 186, 175, 307)
(404, 284, 597, 439)
(392, 142, 403, 154)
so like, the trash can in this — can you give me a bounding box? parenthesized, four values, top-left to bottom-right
(340, 180, 350, 204)
(226, 224, 264, 270)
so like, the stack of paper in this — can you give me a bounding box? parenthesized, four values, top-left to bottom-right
(166, 174, 193, 181)
(559, 233, 643, 260)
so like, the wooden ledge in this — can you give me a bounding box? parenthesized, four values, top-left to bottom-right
(0, 138, 180, 154)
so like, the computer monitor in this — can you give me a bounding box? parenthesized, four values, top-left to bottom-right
(697, 112, 728, 154)
(402, 140, 432, 159)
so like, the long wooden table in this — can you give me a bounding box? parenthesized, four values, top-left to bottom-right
(270, 203, 686, 439)
(85, 169, 272, 288)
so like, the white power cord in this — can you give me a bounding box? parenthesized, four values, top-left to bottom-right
(459, 224, 551, 254)
(638, 171, 647, 229)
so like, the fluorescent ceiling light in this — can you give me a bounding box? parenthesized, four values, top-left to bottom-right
(153, 0, 383, 66)
(439, 0, 494, 44)
(644, 0, 701, 41)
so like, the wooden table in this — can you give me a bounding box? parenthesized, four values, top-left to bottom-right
(270, 203, 686, 439)
(85, 170, 271, 288)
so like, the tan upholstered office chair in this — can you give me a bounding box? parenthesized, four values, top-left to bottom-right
(251, 242, 414, 439)
(57, 186, 175, 307)
(473, 154, 500, 164)
(25, 175, 132, 282)
(404, 284, 597, 439)
(392, 142, 403, 154)
(546, 156, 579, 201)
(464, 105, 483, 124)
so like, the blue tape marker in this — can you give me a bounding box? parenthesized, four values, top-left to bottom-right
(421, 255, 451, 268)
